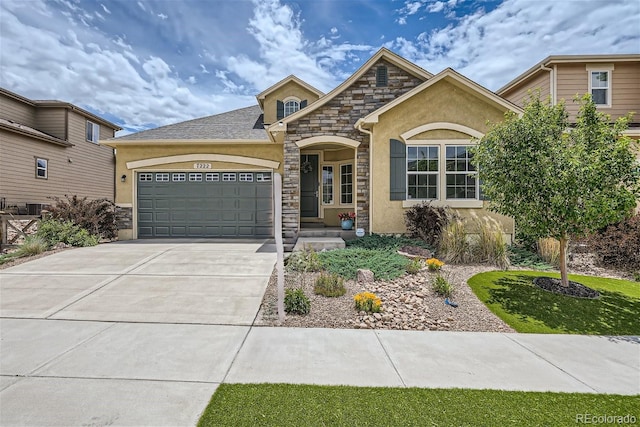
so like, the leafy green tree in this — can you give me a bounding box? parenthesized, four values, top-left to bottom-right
(473, 94, 639, 287)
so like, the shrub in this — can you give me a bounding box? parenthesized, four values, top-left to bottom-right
(314, 273, 346, 297)
(36, 219, 99, 247)
(537, 237, 560, 267)
(46, 195, 117, 240)
(406, 258, 423, 275)
(508, 246, 554, 270)
(16, 236, 48, 256)
(285, 247, 322, 272)
(346, 233, 432, 251)
(404, 202, 456, 246)
(284, 288, 311, 315)
(438, 219, 468, 264)
(432, 273, 453, 297)
(354, 292, 381, 313)
(319, 248, 409, 280)
(584, 214, 640, 272)
(426, 258, 444, 272)
(471, 215, 510, 269)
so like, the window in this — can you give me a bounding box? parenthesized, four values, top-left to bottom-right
(139, 173, 153, 181)
(445, 146, 477, 199)
(322, 166, 333, 204)
(189, 173, 202, 182)
(340, 164, 353, 204)
(256, 172, 272, 182)
(407, 146, 438, 199)
(590, 71, 610, 106)
(205, 173, 219, 182)
(86, 121, 100, 143)
(172, 173, 186, 182)
(239, 173, 253, 182)
(376, 65, 388, 87)
(222, 173, 236, 182)
(155, 173, 169, 182)
(284, 100, 300, 117)
(35, 158, 48, 179)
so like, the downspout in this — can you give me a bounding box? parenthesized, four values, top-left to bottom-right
(356, 121, 373, 235)
(540, 64, 555, 105)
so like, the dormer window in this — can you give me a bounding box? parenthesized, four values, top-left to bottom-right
(284, 100, 300, 117)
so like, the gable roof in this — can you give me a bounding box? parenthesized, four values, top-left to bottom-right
(0, 117, 73, 147)
(497, 54, 640, 95)
(357, 68, 523, 127)
(255, 75, 324, 110)
(109, 105, 268, 143)
(267, 48, 433, 132)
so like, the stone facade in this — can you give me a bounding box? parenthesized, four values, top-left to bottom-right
(115, 206, 133, 231)
(282, 59, 425, 248)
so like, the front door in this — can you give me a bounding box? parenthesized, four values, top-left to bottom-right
(300, 154, 319, 217)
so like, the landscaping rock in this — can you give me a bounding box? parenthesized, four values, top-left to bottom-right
(357, 269, 374, 285)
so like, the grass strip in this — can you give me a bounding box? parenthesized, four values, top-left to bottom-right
(468, 271, 640, 334)
(198, 384, 639, 427)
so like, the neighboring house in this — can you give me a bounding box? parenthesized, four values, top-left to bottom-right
(0, 88, 121, 214)
(105, 48, 520, 249)
(497, 54, 640, 139)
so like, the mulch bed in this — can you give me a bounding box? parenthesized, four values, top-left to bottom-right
(533, 276, 600, 299)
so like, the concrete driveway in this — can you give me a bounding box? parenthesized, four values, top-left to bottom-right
(0, 240, 276, 426)
(0, 240, 276, 324)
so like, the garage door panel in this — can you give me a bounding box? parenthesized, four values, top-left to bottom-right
(137, 171, 273, 238)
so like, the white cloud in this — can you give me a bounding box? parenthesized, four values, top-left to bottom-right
(330, 27, 338, 34)
(101, 3, 111, 14)
(387, 0, 640, 90)
(158, 13, 168, 20)
(199, 64, 210, 74)
(137, 1, 146, 12)
(426, 1, 445, 13)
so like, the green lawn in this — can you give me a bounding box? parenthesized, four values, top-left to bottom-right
(198, 384, 639, 427)
(468, 271, 640, 334)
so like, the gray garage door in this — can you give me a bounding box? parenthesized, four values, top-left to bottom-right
(137, 171, 273, 238)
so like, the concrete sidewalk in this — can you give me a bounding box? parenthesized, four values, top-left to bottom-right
(1, 320, 638, 426)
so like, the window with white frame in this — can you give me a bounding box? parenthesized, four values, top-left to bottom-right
(284, 100, 300, 117)
(239, 173, 253, 182)
(590, 70, 610, 106)
(205, 173, 219, 182)
(86, 121, 100, 143)
(189, 173, 202, 182)
(35, 158, 48, 179)
(222, 173, 236, 182)
(407, 146, 438, 199)
(156, 173, 169, 182)
(256, 172, 272, 182)
(139, 173, 153, 181)
(322, 166, 333, 204)
(445, 146, 477, 199)
(172, 173, 186, 182)
(340, 164, 353, 204)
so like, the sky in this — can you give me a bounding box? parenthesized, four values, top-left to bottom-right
(1, 0, 639, 136)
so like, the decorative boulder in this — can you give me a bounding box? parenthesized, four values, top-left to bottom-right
(357, 269, 375, 286)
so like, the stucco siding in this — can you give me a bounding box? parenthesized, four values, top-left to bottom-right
(501, 71, 551, 107)
(263, 82, 322, 125)
(370, 78, 514, 236)
(35, 108, 67, 140)
(113, 143, 284, 205)
(0, 95, 36, 127)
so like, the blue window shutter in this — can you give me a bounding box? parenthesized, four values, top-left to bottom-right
(300, 100, 307, 108)
(390, 139, 406, 200)
(276, 100, 284, 120)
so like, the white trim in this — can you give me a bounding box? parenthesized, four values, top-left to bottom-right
(403, 199, 483, 209)
(283, 95, 301, 103)
(585, 63, 614, 71)
(295, 135, 361, 149)
(588, 69, 612, 108)
(401, 123, 484, 141)
(126, 154, 279, 170)
(116, 203, 133, 208)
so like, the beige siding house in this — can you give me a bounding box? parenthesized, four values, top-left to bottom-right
(498, 54, 640, 136)
(0, 88, 121, 213)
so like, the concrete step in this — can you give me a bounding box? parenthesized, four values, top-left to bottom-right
(292, 237, 345, 252)
(299, 228, 356, 239)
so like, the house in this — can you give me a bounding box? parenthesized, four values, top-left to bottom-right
(497, 54, 640, 139)
(0, 88, 121, 214)
(105, 48, 523, 249)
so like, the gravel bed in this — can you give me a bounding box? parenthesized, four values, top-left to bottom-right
(256, 264, 517, 332)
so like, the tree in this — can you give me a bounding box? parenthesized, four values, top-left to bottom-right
(473, 94, 640, 287)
